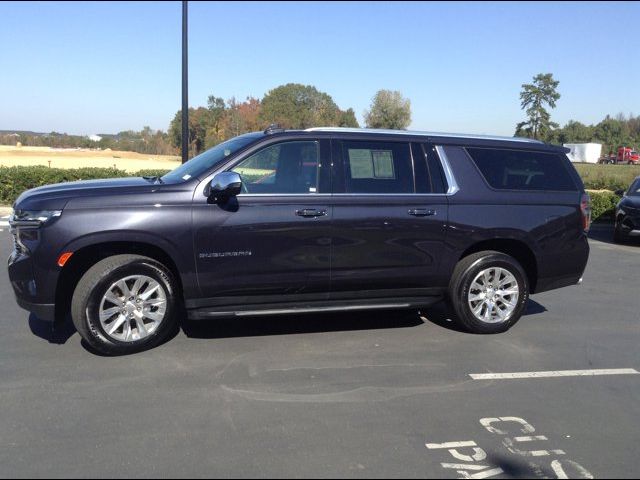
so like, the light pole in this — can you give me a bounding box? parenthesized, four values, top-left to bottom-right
(181, 0, 189, 164)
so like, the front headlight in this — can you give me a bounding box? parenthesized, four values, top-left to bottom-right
(9, 209, 62, 227)
(9, 210, 62, 255)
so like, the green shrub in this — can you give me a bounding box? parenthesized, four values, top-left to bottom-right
(135, 169, 172, 178)
(587, 189, 621, 223)
(0, 166, 172, 205)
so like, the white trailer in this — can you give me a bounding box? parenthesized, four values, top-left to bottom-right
(563, 143, 602, 164)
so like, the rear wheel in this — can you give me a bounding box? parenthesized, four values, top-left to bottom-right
(448, 251, 529, 334)
(71, 254, 179, 355)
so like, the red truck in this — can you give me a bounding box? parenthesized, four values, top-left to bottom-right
(617, 146, 640, 164)
(599, 147, 640, 164)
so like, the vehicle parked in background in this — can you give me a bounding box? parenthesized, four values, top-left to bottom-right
(617, 147, 640, 165)
(614, 176, 640, 243)
(8, 127, 591, 355)
(598, 153, 617, 164)
(597, 147, 640, 165)
(564, 142, 601, 164)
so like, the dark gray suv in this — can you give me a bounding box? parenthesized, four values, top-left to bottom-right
(8, 127, 591, 355)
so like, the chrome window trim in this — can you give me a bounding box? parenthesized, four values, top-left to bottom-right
(331, 193, 448, 197)
(197, 142, 459, 198)
(434, 146, 460, 195)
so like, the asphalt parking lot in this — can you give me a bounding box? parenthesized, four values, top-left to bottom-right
(0, 223, 638, 478)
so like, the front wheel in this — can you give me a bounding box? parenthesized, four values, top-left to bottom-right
(71, 254, 179, 355)
(448, 251, 529, 334)
(613, 220, 625, 243)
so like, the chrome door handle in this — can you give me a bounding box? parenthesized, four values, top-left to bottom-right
(408, 208, 436, 217)
(296, 208, 327, 218)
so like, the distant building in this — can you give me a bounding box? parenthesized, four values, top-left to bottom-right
(88, 134, 102, 142)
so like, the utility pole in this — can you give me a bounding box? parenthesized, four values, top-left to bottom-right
(181, 0, 189, 164)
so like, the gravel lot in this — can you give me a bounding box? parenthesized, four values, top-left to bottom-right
(1, 224, 638, 478)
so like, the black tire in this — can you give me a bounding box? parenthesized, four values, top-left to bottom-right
(613, 220, 625, 243)
(448, 251, 529, 334)
(71, 254, 179, 355)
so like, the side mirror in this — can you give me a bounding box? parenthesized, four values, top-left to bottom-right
(205, 172, 242, 200)
(615, 189, 625, 196)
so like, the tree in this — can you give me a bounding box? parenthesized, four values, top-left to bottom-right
(363, 90, 411, 130)
(259, 83, 344, 129)
(515, 73, 561, 140)
(338, 108, 360, 128)
(206, 95, 227, 147)
(168, 107, 212, 157)
(224, 96, 263, 138)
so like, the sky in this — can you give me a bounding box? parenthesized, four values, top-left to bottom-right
(1, 1, 639, 137)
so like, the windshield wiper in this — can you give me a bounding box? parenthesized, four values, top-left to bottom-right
(142, 175, 164, 184)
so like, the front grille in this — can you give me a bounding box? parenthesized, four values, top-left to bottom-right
(10, 230, 22, 255)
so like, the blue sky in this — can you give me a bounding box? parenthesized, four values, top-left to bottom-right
(1, 1, 638, 136)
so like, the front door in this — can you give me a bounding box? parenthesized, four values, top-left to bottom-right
(192, 139, 332, 307)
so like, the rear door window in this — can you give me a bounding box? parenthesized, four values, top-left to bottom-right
(340, 141, 414, 194)
(466, 147, 578, 191)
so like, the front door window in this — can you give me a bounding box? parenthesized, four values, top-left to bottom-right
(231, 141, 320, 194)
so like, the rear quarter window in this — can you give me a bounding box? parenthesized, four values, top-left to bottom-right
(465, 147, 578, 192)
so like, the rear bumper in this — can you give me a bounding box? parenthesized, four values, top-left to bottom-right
(535, 273, 584, 294)
(534, 234, 589, 294)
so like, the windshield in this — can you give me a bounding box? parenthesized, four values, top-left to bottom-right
(162, 133, 263, 183)
(629, 180, 640, 196)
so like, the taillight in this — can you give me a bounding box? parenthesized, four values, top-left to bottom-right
(580, 193, 591, 232)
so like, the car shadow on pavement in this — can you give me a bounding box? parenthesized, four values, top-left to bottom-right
(589, 222, 640, 246)
(417, 299, 547, 334)
(28, 313, 77, 345)
(181, 307, 426, 340)
(485, 452, 556, 478)
(181, 299, 548, 340)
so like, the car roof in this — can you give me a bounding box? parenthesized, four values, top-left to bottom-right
(259, 127, 567, 152)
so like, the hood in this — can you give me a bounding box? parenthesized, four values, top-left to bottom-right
(13, 177, 155, 211)
(621, 195, 640, 211)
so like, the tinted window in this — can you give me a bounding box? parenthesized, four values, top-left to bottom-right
(232, 141, 319, 194)
(466, 148, 578, 191)
(342, 141, 414, 194)
(162, 133, 262, 183)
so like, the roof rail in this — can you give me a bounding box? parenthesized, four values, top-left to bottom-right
(264, 124, 285, 135)
(304, 127, 544, 144)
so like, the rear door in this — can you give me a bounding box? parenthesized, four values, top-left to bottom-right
(329, 138, 449, 297)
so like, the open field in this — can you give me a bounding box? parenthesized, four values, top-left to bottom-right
(574, 162, 640, 190)
(0, 145, 181, 172)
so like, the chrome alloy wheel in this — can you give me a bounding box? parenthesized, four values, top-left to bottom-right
(467, 267, 519, 324)
(98, 275, 167, 342)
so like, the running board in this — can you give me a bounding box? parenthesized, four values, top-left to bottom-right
(188, 296, 441, 320)
(235, 303, 410, 316)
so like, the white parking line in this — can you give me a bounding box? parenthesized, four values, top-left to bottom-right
(469, 368, 639, 380)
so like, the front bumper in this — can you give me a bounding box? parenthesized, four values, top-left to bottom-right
(7, 249, 57, 323)
(15, 296, 55, 322)
(619, 213, 640, 235)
